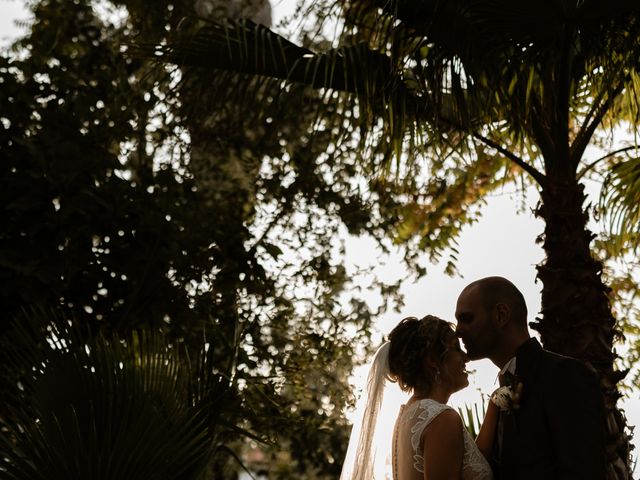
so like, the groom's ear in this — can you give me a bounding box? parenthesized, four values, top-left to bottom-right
(494, 302, 510, 328)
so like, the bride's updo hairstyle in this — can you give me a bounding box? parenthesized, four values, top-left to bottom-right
(387, 315, 455, 393)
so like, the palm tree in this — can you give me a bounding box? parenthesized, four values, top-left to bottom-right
(128, 0, 640, 476)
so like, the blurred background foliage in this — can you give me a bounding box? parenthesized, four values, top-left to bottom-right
(0, 0, 428, 477)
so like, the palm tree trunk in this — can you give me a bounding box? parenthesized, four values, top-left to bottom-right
(534, 177, 633, 479)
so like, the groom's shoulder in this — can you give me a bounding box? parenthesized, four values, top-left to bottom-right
(538, 347, 599, 383)
(540, 346, 588, 367)
(539, 346, 576, 364)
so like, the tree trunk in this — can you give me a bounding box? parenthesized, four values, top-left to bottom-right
(534, 177, 633, 479)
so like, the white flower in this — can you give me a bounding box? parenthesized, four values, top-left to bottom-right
(490, 382, 523, 412)
(491, 386, 513, 411)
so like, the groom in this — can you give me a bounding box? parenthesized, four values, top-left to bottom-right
(455, 276, 606, 480)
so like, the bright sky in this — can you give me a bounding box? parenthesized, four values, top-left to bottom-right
(1, 0, 637, 469)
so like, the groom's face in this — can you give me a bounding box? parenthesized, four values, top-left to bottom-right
(454, 286, 499, 360)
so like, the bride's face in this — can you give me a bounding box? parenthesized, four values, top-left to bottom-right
(440, 335, 470, 393)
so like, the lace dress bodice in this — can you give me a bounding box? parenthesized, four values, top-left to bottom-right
(392, 399, 493, 480)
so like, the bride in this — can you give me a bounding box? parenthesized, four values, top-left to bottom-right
(340, 315, 497, 480)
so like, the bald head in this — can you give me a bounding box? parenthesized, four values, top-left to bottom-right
(463, 276, 528, 328)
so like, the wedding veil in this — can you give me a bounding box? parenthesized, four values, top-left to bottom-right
(340, 342, 403, 480)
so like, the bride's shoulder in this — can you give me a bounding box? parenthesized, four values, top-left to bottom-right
(407, 399, 459, 428)
(409, 401, 463, 452)
(415, 398, 454, 415)
(422, 407, 463, 435)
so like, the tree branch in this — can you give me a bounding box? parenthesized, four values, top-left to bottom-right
(469, 130, 547, 186)
(437, 113, 546, 185)
(529, 101, 557, 161)
(570, 80, 626, 168)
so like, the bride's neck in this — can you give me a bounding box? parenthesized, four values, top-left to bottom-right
(412, 384, 451, 404)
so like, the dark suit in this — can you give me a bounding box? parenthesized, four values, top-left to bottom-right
(493, 338, 606, 479)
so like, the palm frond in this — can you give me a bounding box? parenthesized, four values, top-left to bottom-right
(0, 308, 253, 480)
(127, 17, 391, 94)
(132, 18, 496, 119)
(601, 153, 640, 253)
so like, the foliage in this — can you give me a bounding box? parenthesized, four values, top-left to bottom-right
(0, 0, 193, 334)
(0, 309, 225, 480)
(0, 0, 429, 477)
(601, 150, 640, 253)
(457, 400, 487, 440)
(593, 236, 640, 390)
(129, 1, 640, 476)
(129, 0, 640, 286)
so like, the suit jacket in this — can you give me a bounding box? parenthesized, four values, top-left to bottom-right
(493, 338, 606, 480)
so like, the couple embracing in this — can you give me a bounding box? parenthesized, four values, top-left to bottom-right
(341, 276, 606, 480)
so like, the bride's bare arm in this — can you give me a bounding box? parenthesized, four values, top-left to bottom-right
(422, 409, 464, 480)
(475, 400, 499, 459)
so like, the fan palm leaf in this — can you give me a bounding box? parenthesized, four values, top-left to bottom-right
(0, 309, 252, 480)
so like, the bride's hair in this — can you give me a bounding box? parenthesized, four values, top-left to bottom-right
(387, 315, 455, 392)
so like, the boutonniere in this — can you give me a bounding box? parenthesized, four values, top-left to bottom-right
(490, 381, 524, 413)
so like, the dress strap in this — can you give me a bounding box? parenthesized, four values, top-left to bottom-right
(410, 399, 452, 452)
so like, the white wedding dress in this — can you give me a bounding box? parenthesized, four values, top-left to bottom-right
(392, 399, 493, 480)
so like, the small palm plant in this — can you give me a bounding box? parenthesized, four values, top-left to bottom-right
(0, 309, 245, 480)
(458, 399, 487, 440)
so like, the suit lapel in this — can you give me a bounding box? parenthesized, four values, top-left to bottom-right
(498, 338, 543, 466)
